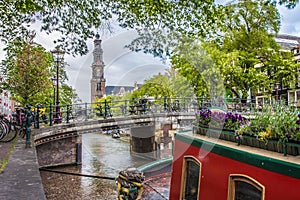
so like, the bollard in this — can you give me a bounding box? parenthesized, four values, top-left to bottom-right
(124, 100, 127, 116)
(49, 104, 53, 126)
(164, 96, 167, 112)
(84, 103, 88, 121)
(25, 105, 32, 148)
(104, 100, 107, 119)
(36, 105, 40, 129)
(66, 104, 70, 123)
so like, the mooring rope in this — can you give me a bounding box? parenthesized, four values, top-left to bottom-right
(40, 167, 169, 199)
(143, 181, 168, 200)
(39, 167, 116, 180)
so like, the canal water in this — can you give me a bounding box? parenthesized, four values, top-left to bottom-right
(41, 132, 157, 200)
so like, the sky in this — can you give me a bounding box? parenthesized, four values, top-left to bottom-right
(1, 3, 300, 103)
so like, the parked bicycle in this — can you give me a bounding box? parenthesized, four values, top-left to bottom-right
(0, 114, 17, 142)
(31, 105, 48, 127)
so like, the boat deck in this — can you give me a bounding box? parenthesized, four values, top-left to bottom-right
(182, 130, 300, 165)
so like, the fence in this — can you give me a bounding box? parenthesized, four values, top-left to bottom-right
(20, 97, 300, 129)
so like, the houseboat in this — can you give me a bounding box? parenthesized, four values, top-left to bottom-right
(117, 124, 300, 199)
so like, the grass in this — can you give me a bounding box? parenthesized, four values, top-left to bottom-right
(0, 140, 16, 173)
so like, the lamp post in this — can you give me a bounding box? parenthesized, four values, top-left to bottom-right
(51, 47, 64, 123)
(51, 76, 56, 106)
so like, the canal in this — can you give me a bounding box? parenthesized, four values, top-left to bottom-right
(40, 132, 158, 200)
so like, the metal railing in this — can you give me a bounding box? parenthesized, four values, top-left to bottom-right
(20, 97, 300, 130)
(12, 97, 300, 147)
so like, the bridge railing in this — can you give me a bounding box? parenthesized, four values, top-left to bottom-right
(27, 97, 300, 129)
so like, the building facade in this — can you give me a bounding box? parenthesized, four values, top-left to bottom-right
(255, 34, 300, 105)
(90, 33, 106, 103)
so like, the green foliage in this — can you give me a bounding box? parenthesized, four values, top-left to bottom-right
(276, 0, 299, 8)
(0, 34, 79, 106)
(171, 0, 299, 99)
(130, 69, 194, 100)
(60, 84, 78, 105)
(171, 39, 224, 98)
(0, 0, 108, 56)
(0, 36, 52, 106)
(237, 106, 300, 143)
(131, 73, 174, 99)
(0, 0, 298, 56)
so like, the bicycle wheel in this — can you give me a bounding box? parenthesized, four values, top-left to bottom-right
(1, 123, 17, 142)
(0, 120, 9, 141)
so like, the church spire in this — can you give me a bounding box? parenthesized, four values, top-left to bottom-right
(93, 33, 104, 66)
(91, 33, 106, 102)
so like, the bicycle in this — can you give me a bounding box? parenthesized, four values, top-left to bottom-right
(0, 115, 17, 143)
(31, 106, 48, 127)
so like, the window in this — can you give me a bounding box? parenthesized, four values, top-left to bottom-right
(96, 83, 101, 91)
(181, 157, 201, 200)
(289, 91, 295, 104)
(228, 175, 265, 200)
(297, 91, 300, 104)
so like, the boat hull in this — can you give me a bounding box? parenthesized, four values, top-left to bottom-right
(170, 133, 300, 200)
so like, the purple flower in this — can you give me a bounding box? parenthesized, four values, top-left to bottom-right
(296, 120, 300, 125)
(298, 114, 300, 118)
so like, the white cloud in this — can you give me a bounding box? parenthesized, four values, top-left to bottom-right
(278, 5, 300, 36)
(71, 30, 169, 102)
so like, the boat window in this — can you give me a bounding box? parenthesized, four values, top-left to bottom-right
(181, 157, 201, 200)
(229, 175, 264, 200)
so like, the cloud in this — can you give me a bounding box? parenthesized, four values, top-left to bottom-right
(278, 5, 300, 36)
(72, 30, 169, 103)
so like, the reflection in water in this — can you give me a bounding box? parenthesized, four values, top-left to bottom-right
(41, 132, 155, 200)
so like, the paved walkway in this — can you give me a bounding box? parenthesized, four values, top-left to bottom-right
(0, 137, 46, 200)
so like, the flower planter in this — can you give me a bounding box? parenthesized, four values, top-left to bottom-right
(193, 126, 300, 156)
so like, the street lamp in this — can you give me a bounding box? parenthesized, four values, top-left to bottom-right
(51, 47, 64, 123)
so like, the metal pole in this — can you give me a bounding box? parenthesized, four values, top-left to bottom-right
(25, 105, 32, 148)
(56, 60, 60, 123)
(36, 105, 40, 129)
(49, 104, 53, 126)
(164, 96, 167, 112)
(104, 100, 107, 119)
(52, 47, 64, 123)
(85, 103, 88, 121)
(66, 104, 70, 123)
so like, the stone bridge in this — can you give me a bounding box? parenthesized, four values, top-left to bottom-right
(33, 112, 195, 167)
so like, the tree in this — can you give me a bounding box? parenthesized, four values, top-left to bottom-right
(171, 39, 225, 98)
(0, 34, 52, 106)
(130, 69, 194, 100)
(171, 0, 300, 100)
(131, 73, 174, 99)
(0, 33, 80, 106)
(213, 0, 299, 99)
(60, 84, 79, 105)
(167, 68, 195, 98)
(0, 0, 298, 56)
(118, 0, 299, 60)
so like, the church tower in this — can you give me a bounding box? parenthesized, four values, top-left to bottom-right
(91, 33, 106, 102)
